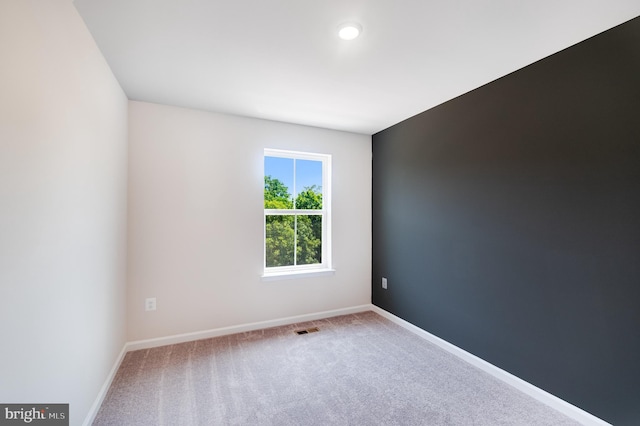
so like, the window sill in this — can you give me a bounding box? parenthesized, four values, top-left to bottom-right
(261, 268, 335, 282)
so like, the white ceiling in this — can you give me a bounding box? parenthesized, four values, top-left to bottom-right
(73, 0, 640, 135)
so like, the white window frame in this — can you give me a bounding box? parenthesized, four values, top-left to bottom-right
(263, 149, 332, 279)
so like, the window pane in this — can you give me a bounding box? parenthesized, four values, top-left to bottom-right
(294, 159, 322, 209)
(296, 215, 322, 265)
(265, 215, 295, 267)
(264, 157, 294, 209)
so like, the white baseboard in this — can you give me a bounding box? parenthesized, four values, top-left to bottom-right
(370, 305, 610, 426)
(82, 344, 128, 426)
(83, 304, 370, 424)
(126, 304, 372, 351)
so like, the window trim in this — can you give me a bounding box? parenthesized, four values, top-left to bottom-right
(263, 148, 332, 277)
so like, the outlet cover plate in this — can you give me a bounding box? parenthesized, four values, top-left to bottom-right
(145, 297, 156, 311)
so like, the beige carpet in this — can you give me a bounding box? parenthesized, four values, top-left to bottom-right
(93, 311, 580, 425)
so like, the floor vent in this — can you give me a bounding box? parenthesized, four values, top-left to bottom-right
(295, 327, 320, 335)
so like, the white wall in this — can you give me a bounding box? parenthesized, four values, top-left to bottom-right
(128, 101, 371, 341)
(0, 1, 128, 424)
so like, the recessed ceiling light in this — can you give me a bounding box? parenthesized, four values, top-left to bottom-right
(338, 23, 362, 41)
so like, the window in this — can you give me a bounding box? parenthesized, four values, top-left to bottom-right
(264, 149, 331, 277)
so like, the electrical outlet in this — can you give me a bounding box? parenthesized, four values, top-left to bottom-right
(145, 297, 156, 311)
(382, 277, 388, 290)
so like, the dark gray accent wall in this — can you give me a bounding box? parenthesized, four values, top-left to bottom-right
(372, 17, 640, 425)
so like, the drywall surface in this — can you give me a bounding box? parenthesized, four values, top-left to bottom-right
(372, 17, 640, 425)
(0, 1, 128, 424)
(127, 101, 371, 341)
